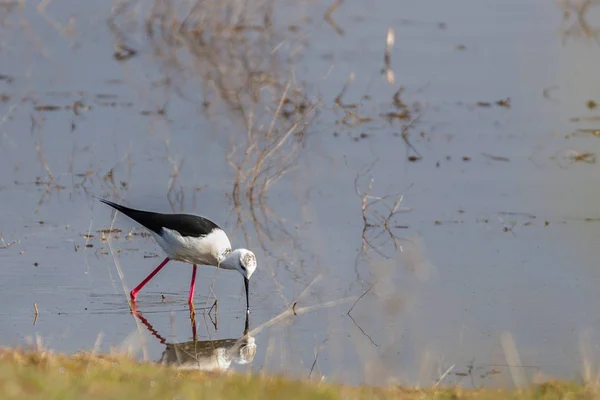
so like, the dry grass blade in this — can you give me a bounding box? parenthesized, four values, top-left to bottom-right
(384, 28, 395, 84)
(501, 331, 527, 389)
(293, 274, 323, 304)
(105, 207, 149, 361)
(433, 364, 455, 388)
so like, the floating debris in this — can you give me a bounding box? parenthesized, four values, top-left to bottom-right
(140, 108, 166, 116)
(35, 105, 62, 111)
(352, 132, 370, 142)
(97, 228, 121, 233)
(573, 152, 595, 163)
(339, 112, 373, 126)
(434, 220, 462, 225)
(496, 97, 511, 108)
(482, 153, 510, 162)
(570, 115, 600, 122)
(381, 111, 410, 121)
(103, 169, 114, 183)
(72, 100, 91, 116)
(393, 88, 406, 109)
(499, 211, 536, 219)
(114, 44, 137, 61)
(543, 86, 558, 102)
(476, 98, 511, 108)
(570, 129, 600, 139)
(95, 101, 133, 108)
(558, 149, 597, 165)
(131, 231, 151, 237)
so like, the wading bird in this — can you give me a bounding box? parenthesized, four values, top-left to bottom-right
(98, 199, 256, 313)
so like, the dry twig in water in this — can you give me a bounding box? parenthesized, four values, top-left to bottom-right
(324, 0, 345, 35)
(355, 164, 412, 265)
(33, 303, 39, 326)
(346, 283, 378, 347)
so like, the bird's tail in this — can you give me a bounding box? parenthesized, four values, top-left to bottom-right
(97, 198, 130, 214)
(96, 198, 152, 225)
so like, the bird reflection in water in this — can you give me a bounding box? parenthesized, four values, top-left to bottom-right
(131, 305, 256, 372)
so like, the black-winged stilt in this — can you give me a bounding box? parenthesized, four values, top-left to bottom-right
(98, 199, 256, 313)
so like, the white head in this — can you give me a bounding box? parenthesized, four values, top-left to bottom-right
(220, 248, 257, 280)
(220, 248, 257, 313)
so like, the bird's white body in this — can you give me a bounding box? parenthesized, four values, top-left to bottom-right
(152, 228, 233, 268)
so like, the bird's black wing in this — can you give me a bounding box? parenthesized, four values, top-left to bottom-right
(99, 199, 220, 238)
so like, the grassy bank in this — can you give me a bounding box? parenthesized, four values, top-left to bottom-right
(0, 348, 593, 399)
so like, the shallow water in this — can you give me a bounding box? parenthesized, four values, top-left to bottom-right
(2, 0, 600, 388)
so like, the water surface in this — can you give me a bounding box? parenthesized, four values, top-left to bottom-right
(1, 0, 600, 388)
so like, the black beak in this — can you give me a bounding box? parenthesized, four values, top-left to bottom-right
(244, 277, 250, 314)
(243, 310, 250, 335)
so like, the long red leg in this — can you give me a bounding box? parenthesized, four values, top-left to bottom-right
(130, 257, 170, 301)
(188, 264, 197, 304)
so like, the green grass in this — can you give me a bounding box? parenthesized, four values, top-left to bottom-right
(0, 347, 595, 400)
